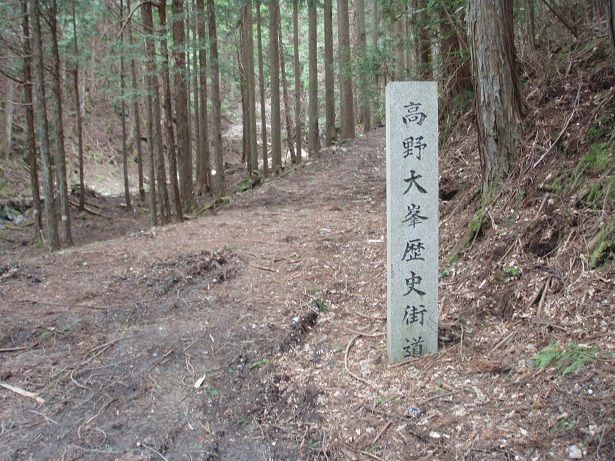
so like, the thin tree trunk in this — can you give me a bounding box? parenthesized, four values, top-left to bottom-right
(127, 0, 145, 201)
(191, 2, 201, 195)
(244, 1, 258, 174)
(338, 0, 355, 140)
(22, 0, 42, 240)
(256, 0, 269, 173)
(71, 0, 86, 212)
(269, 0, 282, 174)
(2, 79, 14, 156)
(29, 0, 59, 250)
(208, 0, 226, 196)
(143, 3, 170, 225)
(527, 0, 536, 49)
(172, 0, 194, 212)
(355, 0, 370, 132)
(308, 1, 319, 158)
(292, 0, 302, 163)
(239, 42, 248, 165)
(324, 0, 335, 147)
(394, 12, 405, 79)
(279, 28, 295, 163)
(159, 2, 183, 221)
(468, 0, 524, 195)
(609, 0, 615, 74)
(119, 0, 132, 213)
(49, 0, 73, 245)
(196, 0, 211, 192)
(371, 0, 379, 127)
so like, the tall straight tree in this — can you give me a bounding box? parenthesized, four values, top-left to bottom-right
(241, 1, 258, 175)
(158, 2, 183, 220)
(71, 0, 86, 212)
(172, 0, 194, 211)
(119, 0, 132, 212)
(49, 0, 73, 245)
(416, 0, 432, 79)
(208, 0, 226, 196)
(256, 0, 269, 173)
(143, 3, 171, 224)
(292, 0, 302, 163)
(355, 0, 370, 132)
(22, 0, 42, 240)
(190, 1, 201, 194)
(269, 0, 282, 173)
(196, 0, 211, 192)
(29, 0, 59, 250)
(468, 0, 524, 195)
(338, 0, 355, 139)
(279, 30, 296, 163)
(127, 0, 145, 201)
(371, 0, 379, 127)
(324, 0, 335, 147)
(307, 0, 319, 157)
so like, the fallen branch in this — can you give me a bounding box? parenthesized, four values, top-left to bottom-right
(344, 334, 378, 390)
(0, 381, 45, 404)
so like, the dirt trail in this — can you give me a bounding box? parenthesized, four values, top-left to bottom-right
(1, 127, 613, 460)
(0, 131, 386, 460)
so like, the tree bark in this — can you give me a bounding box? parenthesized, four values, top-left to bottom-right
(191, 1, 201, 195)
(241, 1, 258, 175)
(143, 3, 171, 225)
(324, 0, 335, 147)
(2, 79, 14, 156)
(338, 0, 355, 140)
(279, 29, 296, 163)
(307, 1, 319, 158)
(158, 2, 183, 220)
(256, 0, 269, 174)
(609, 0, 615, 74)
(269, 0, 282, 173)
(468, 0, 524, 195)
(371, 0, 379, 127)
(29, 0, 60, 250)
(196, 0, 211, 192)
(49, 0, 73, 245)
(172, 0, 194, 212)
(208, 0, 226, 197)
(355, 0, 370, 132)
(119, 0, 132, 213)
(127, 0, 145, 201)
(71, 0, 86, 212)
(292, 0, 302, 163)
(22, 0, 43, 240)
(394, 11, 405, 79)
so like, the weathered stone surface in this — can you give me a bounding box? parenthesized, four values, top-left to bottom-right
(386, 82, 439, 364)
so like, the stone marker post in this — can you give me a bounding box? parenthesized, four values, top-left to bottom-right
(386, 82, 438, 364)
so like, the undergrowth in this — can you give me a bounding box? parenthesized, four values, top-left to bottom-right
(533, 342, 598, 376)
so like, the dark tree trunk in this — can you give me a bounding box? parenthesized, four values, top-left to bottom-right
(29, 0, 60, 250)
(49, 0, 73, 245)
(308, 1, 319, 157)
(172, 0, 194, 212)
(119, 0, 132, 213)
(196, 0, 211, 192)
(338, 0, 355, 140)
(279, 29, 296, 163)
(292, 0, 302, 163)
(324, 0, 335, 147)
(127, 0, 145, 201)
(143, 3, 171, 224)
(355, 0, 370, 132)
(256, 0, 269, 173)
(269, 0, 282, 174)
(158, 2, 183, 221)
(22, 0, 43, 240)
(468, 0, 524, 195)
(71, 0, 86, 213)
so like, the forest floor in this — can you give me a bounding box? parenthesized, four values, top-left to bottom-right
(0, 121, 613, 459)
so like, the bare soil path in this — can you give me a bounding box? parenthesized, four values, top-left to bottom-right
(1, 129, 613, 460)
